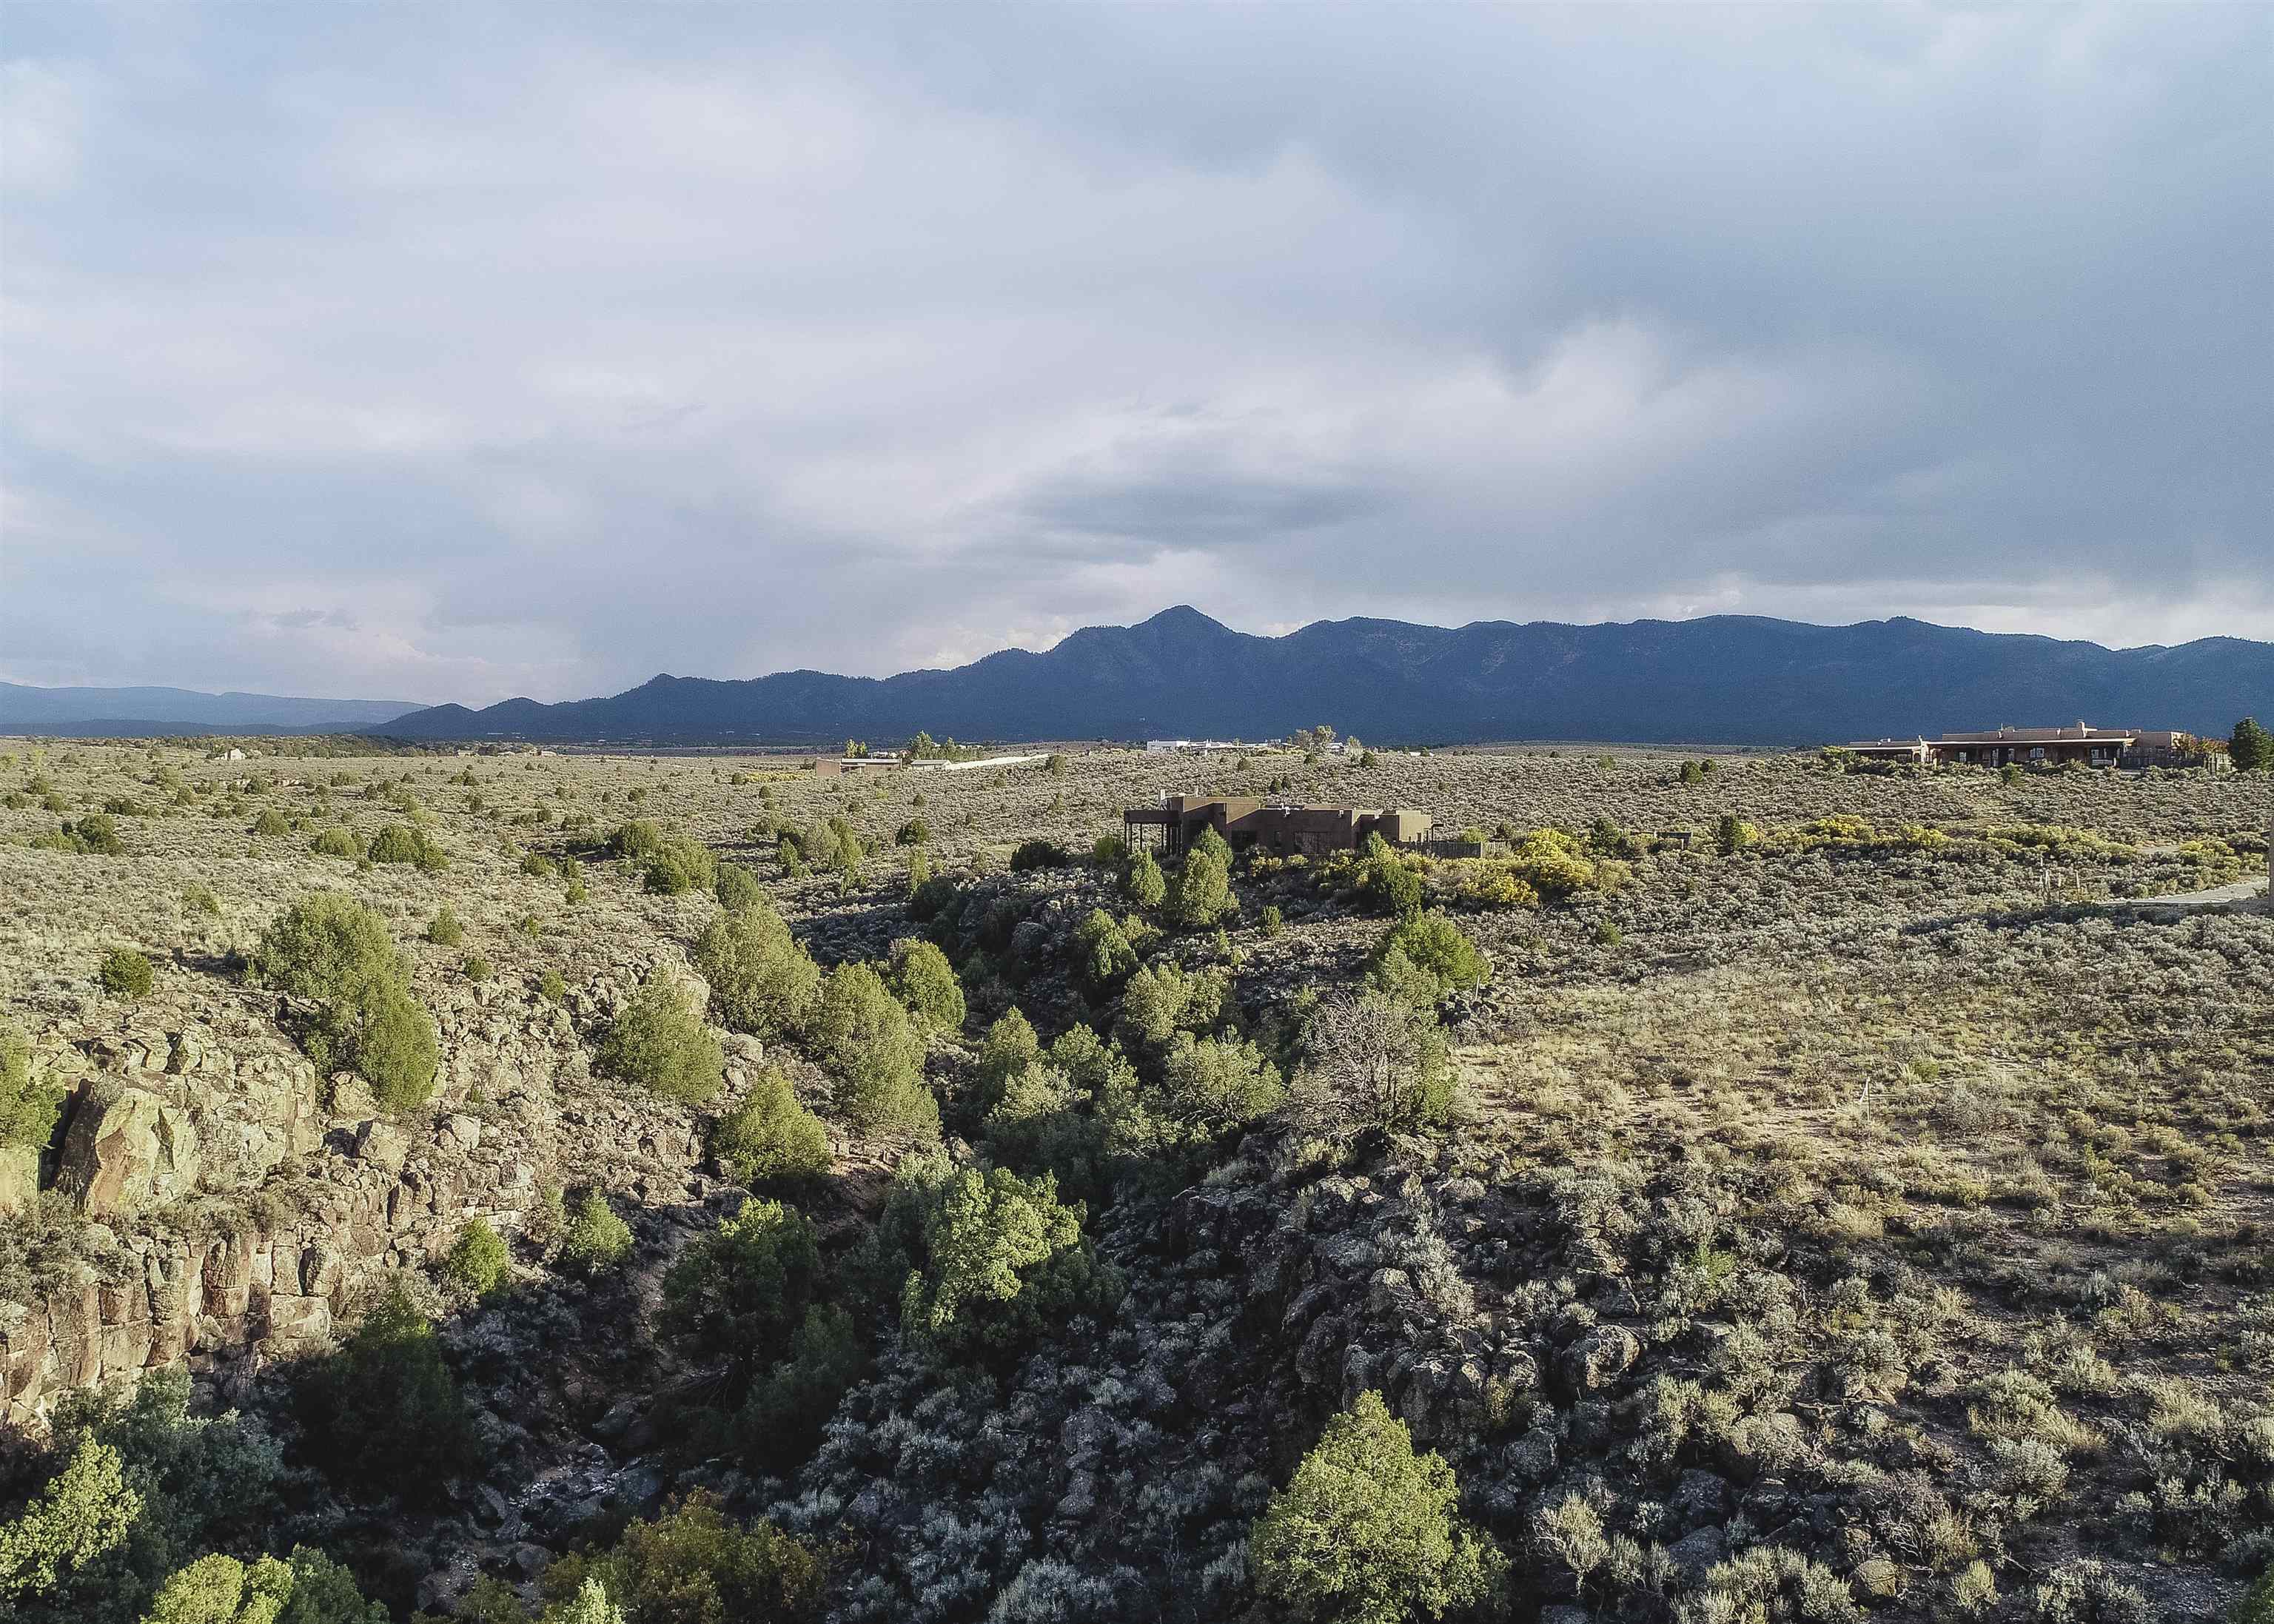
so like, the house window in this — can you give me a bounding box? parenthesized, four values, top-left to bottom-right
(2030, 748, 2045, 761)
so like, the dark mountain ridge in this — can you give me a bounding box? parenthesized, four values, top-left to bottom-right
(378, 606, 2272, 747)
(0, 681, 422, 736)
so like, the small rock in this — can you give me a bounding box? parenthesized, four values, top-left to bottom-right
(1667, 1525, 1726, 1583)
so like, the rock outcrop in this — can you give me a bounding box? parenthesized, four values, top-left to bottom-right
(0, 970, 722, 1432)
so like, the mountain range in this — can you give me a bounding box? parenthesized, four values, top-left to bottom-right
(0, 682, 421, 737)
(369, 609, 2274, 748)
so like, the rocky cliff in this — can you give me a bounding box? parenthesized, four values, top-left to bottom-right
(0, 966, 725, 1432)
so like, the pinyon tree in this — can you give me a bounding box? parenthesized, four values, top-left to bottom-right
(1249, 1391, 1501, 1624)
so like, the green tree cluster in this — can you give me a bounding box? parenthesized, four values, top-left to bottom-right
(366, 822, 447, 871)
(660, 1199, 818, 1380)
(888, 938, 965, 1033)
(711, 1068, 831, 1187)
(692, 902, 820, 1040)
(253, 893, 438, 1111)
(309, 827, 363, 860)
(595, 970, 725, 1103)
(1124, 848, 1167, 909)
(1369, 911, 1489, 1006)
(2232, 717, 2273, 772)
(292, 1280, 480, 1506)
(896, 1162, 1118, 1365)
(0, 1018, 64, 1152)
(529, 1493, 828, 1624)
(811, 962, 936, 1137)
(31, 813, 124, 855)
(643, 835, 717, 896)
(1170, 839, 1237, 929)
(713, 861, 765, 913)
(1249, 1390, 1502, 1624)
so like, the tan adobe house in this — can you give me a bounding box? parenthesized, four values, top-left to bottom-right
(1124, 793, 1431, 858)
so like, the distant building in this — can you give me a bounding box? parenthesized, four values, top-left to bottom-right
(1145, 739, 1246, 754)
(811, 756, 902, 776)
(1124, 793, 1431, 858)
(1842, 724, 2214, 769)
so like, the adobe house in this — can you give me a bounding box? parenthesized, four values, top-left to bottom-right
(1123, 793, 1431, 858)
(1842, 725, 2212, 770)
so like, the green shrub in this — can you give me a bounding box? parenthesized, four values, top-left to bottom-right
(1169, 847, 1235, 928)
(425, 905, 465, 946)
(1261, 904, 1285, 938)
(894, 817, 931, 848)
(138, 1547, 383, 1624)
(440, 1219, 509, 1298)
(1156, 1033, 1284, 1138)
(1072, 909, 1138, 992)
(1124, 849, 1167, 908)
(254, 893, 437, 1111)
(366, 822, 446, 871)
(1371, 911, 1489, 1001)
(1010, 839, 1071, 872)
(1091, 833, 1128, 868)
(534, 1492, 826, 1624)
(538, 968, 567, 1004)
(461, 954, 492, 983)
(293, 1280, 479, 1505)
(98, 947, 152, 1000)
(1716, 813, 1761, 853)
(896, 1164, 1118, 1364)
(691, 902, 820, 1040)
(0, 1433, 139, 1605)
(309, 827, 363, 860)
(30, 815, 123, 856)
(711, 1069, 832, 1187)
(1363, 848, 1423, 916)
(559, 1190, 634, 1275)
(970, 1008, 1042, 1119)
(714, 861, 765, 913)
(738, 1303, 868, 1473)
(811, 962, 936, 1137)
(660, 1199, 818, 1378)
(2232, 1572, 2274, 1624)
(908, 873, 960, 922)
(250, 808, 291, 839)
(0, 1021, 63, 1152)
(520, 851, 558, 878)
(80, 813, 123, 852)
(595, 972, 725, 1103)
(606, 819, 662, 859)
(888, 938, 965, 1032)
(644, 835, 717, 896)
(1115, 961, 1229, 1050)
(1250, 1390, 1502, 1624)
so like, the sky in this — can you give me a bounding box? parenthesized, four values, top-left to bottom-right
(3, 3, 2270, 705)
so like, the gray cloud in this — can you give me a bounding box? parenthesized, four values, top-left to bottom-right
(2, 3, 2268, 702)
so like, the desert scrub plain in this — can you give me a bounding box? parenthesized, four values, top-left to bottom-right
(0, 735, 2267, 1624)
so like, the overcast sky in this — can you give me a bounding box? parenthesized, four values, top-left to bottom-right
(4, 4, 2269, 704)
